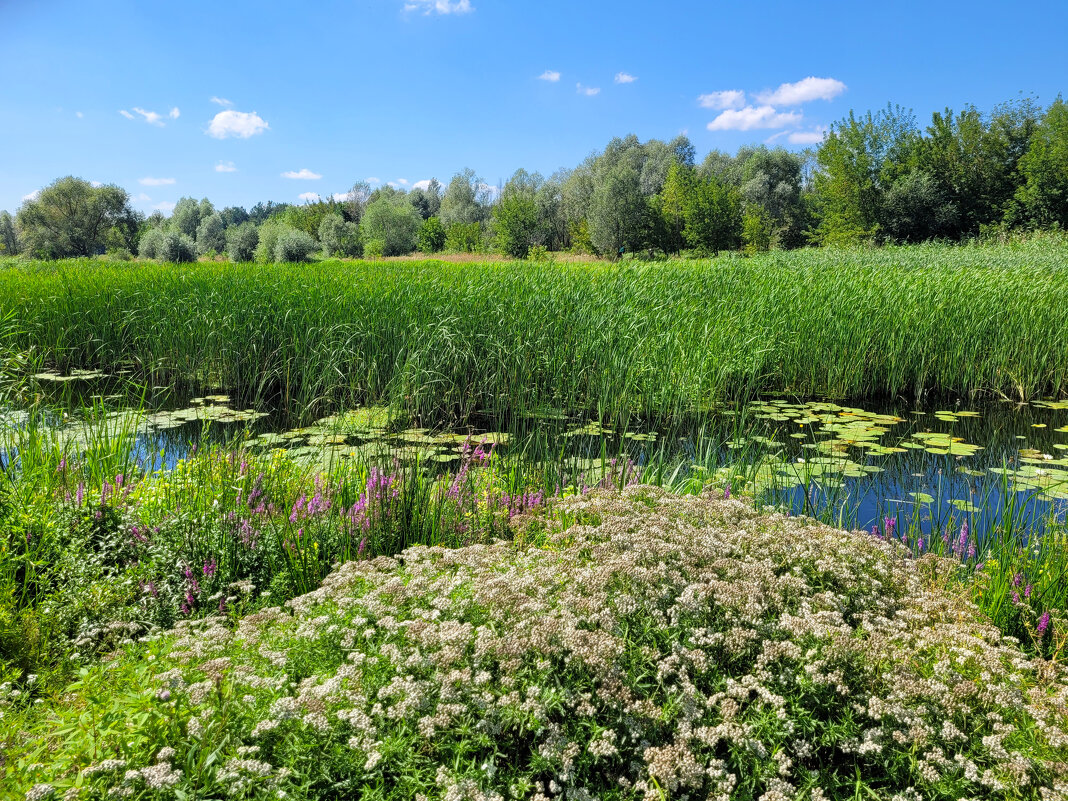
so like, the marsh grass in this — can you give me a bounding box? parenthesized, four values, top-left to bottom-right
(3, 239, 1067, 427)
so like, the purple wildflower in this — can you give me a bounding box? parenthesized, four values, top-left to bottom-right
(1038, 611, 1051, 635)
(202, 558, 217, 578)
(724, 486, 731, 500)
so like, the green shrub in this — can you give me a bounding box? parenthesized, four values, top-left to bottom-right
(137, 227, 165, 259)
(362, 196, 421, 256)
(318, 214, 362, 258)
(445, 221, 482, 252)
(226, 222, 259, 262)
(157, 232, 196, 263)
(274, 228, 317, 262)
(254, 220, 287, 263)
(418, 216, 446, 253)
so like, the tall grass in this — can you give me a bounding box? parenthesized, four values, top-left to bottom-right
(3, 239, 1067, 426)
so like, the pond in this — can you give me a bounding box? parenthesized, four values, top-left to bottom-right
(15, 369, 1068, 543)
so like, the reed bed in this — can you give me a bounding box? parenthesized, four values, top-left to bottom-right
(3, 239, 1067, 426)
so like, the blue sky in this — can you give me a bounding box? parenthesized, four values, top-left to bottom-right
(2, 0, 1066, 215)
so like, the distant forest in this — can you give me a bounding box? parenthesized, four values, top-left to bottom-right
(2, 95, 1066, 261)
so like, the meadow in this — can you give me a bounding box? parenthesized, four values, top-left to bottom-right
(4, 240, 1068, 799)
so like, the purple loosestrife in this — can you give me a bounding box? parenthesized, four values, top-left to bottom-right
(956, 521, 969, 557)
(724, 486, 731, 500)
(289, 494, 306, 524)
(203, 558, 217, 578)
(883, 516, 896, 539)
(76, 482, 84, 506)
(1038, 611, 1052, 635)
(239, 518, 256, 548)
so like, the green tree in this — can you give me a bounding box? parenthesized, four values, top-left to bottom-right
(810, 107, 915, 245)
(408, 179, 442, 220)
(171, 197, 205, 238)
(274, 228, 317, 262)
(16, 176, 134, 258)
(881, 171, 959, 243)
(157, 231, 196, 263)
(659, 162, 695, 254)
(418, 216, 446, 253)
(138, 227, 166, 259)
(588, 162, 644, 257)
(219, 206, 249, 228)
(440, 168, 486, 227)
(107, 207, 145, 253)
(318, 213, 362, 257)
(361, 194, 422, 256)
(742, 206, 773, 253)
(1011, 97, 1068, 228)
(195, 213, 226, 256)
(225, 222, 259, 262)
(738, 146, 807, 248)
(684, 173, 742, 253)
(445, 222, 482, 252)
(916, 98, 1041, 236)
(493, 170, 542, 258)
(0, 211, 18, 256)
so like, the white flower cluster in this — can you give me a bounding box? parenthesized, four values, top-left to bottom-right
(26, 487, 1068, 798)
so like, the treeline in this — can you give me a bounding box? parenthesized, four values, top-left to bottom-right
(2, 95, 1066, 261)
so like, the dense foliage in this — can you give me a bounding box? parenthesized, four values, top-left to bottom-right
(3, 97, 1066, 262)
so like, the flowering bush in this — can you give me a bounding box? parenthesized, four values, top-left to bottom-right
(12, 487, 1068, 799)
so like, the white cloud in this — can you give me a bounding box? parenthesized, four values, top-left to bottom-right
(215, 161, 237, 173)
(614, 72, 637, 84)
(21, 190, 40, 202)
(153, 201, 176, 213)
(282, 168, 322, 180)
(387, 181, 403, 189)
(90, 181, 103, 188)
(298, 192, 320, 202)
(756, 77, 846, 105)
(75, 111, 84, 118)
(576, 83, 600, 97)
(411, 179, 432, 191)
(332, 192, 354, 202)
(698, 90, 746, 110)
(207, 109, 269, 139)
(366, 177, 381, 184)
(210, 96, 233, 107)
(132, 193, 152, 202)
(119, 110, 135, 120)
(403, 0, 473, 14)
(169, 107, 180, 119)
(396, 178, 409, 185)
(538, 70, 561, 82)
(788, 128, 827, 145)
(131, 107, 165, 126)
(139, 176, 176, 186)
(707, 105, 802, 131)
